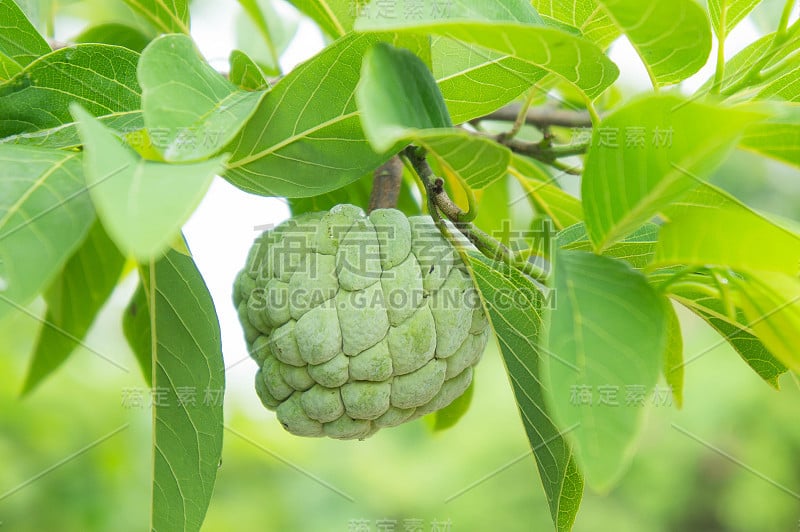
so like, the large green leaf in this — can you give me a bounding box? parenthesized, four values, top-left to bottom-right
(740, 103, 800, 168)
(22, 222, 125, 394)
(597, 0, 711, 86)
(0, 44, 142, 147)
(355, 1, 619, 101)
(0, 146, 94, 322)
(558, 222, 659, 269)
(467, 252, 583, 532)
(581, 95, 763, 250)
(139, 34, 264, 162)
(0, 0, 50, 69)
(531, 0, 620, 49)
(432, 37, 547, 124)
(733, 272, 800, 373)
(546, 250, 667, 491)
(509, 154, 583, 231)
(223, 33, 421, 197)
(357, 42, 511, 189)
(122, 0, 190, 34)
(656, 271, 787, 388)
(709, 0, 763, 38)
(653, 182, 800, 275)
(72, 105, 226, 260)
(123, 279, 153, 386)
(286, 0, 353, 37)
(141, 248, 224, 531)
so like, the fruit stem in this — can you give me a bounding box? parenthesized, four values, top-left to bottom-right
(368, 155, 403, 212)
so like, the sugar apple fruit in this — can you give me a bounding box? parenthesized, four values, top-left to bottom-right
(233, 204, 490, 439)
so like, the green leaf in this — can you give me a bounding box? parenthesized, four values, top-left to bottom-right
(22, 222, 125, 394)
(546, 250, 667, 491)
(0, 0, 50, 67)
(531, 0, 620, 49)
(509, 154, 583, 230)
(732, 272, 800, 373)
(123, 279, 153, 386)
(0, 44, 142, 145)
(229, 50, 270, 91)
(709, 0, 763, 38)
(700, 31, 799, 95)
(358, 42, 453, 141)
(0, 52, 22, 82)
(431, 378, 475, 431)
(740, 103, 800, 168)
(138, 34, 264, 162)
(355, 1, 619, 101)
(236, 0, 299, 74)
(357, 42, 511, 189)
(286, 0, 353, 38)
(72, 104, 226, 260)
(143, 248, 224, 531)
(558, 222, 659, 269)
(657, 271, 787, 388)
(653, 182, 800, 275)
(223, 33, 410, 197)
(597, 0, 711, 86)
(432, 37, 546, 124)
(0, 145, 94, 321)
(662, 299, 684, 408)
(121, 0, 190, 34)
(467, 252, 583, 531)
(581, 94, 764, 250)
(74, 23, 152, 52)
(756, 54, 800, 102)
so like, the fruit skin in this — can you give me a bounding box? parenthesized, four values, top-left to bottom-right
(233, 204, 490, 439)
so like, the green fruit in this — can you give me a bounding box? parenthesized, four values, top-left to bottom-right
(234, 205, 490, 439)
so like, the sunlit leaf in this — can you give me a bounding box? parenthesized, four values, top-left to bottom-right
(546, 250, 667, 491)
(286, 0, 354, 37)
(355, 0, 619, 101)
(123, 279, 153, 386)
(224, 33, 412, 197)
(0, 146, 94, 321)
(654, 182, 800, 275)
(467, 251, 583, 531)
(662, 299, 684, 408)
(72, 104, 226, 260)
(357, 42, 511, 189)
(531, 0, 620, 49)
(22, 222, 125, 394)
(597, 0, 712, 86)
(559, 222, 659, 269)
(508, 154, 583, 230)
(581, 95, 764, 250)
(0, 44, 142, 147)
(139, 34, 264, 162)
(740, 103, 800, 168)
(0, 0, 50, 68)
(708, 0, 763, 38)
(141, 247, 224, 531)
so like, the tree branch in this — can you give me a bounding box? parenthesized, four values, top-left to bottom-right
(368, 155, 403, 212)
(474, 104, 595, 129)
(402, 146, 548, 282)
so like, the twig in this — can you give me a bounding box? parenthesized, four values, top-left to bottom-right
(474, 104, 594, 129)
(368, 155, 403, 212)
(402, 146, 548, 282)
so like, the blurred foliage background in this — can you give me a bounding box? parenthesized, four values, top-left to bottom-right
(2, 0, 799, 530)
